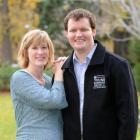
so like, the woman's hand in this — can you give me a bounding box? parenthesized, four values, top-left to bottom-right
(52, 57, 67, 81)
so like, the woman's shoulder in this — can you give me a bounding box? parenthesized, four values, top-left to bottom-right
(11, 69, 30, 81)
(12, 69, 27, 76)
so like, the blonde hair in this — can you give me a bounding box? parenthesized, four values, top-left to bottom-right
(18, 29, 54, 69)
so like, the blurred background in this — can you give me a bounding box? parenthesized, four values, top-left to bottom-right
(0, 0, 140, 139)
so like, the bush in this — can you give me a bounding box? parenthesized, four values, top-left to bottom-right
(128, 39, 140, 93)
(0, 63, 53, 92)
(0, 63, 19, 92)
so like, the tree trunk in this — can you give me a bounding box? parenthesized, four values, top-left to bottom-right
(1, 0, 12, 63)
(113, 29, 130, 59)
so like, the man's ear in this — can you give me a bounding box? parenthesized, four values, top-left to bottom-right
(92, 29, 96, 38)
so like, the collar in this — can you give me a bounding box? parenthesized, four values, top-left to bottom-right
(73, 43, 97, 64)
(62, 40, 106, 69)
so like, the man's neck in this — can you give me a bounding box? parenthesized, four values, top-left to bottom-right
(74, 46, 94, 63)
(74, 51, 87, 63)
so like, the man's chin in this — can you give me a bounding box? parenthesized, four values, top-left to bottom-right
(74, 45, 84, 49)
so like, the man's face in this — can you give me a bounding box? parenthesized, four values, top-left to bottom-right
(65, 17, 96, 53)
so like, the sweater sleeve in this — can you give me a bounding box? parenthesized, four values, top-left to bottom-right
(10, 70, 68, 110)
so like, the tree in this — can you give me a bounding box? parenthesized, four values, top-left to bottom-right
(0, 0, 12, 63)
(98, 0, 140, 40)
(0, 0, 41, 64)
(98, 0, 140, 92)
(39, 0, 102, 57)
(128, 39, 140, 92)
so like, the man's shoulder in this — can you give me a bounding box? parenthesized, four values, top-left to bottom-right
(105, 51, 128, 65)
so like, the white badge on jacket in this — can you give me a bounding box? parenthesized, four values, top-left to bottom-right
(93, 75, 106, 89)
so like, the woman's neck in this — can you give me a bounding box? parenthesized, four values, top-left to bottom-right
(26, 66, 44, 80)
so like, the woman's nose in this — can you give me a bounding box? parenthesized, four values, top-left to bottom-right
(37, 48, 44, 54)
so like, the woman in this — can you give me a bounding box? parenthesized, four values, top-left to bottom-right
(10, 29, 67, 140)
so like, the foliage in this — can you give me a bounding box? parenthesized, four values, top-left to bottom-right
(38, 0, 71, 57)
(128, 39, 140, 92)
(39, 0, 65, 38)
(0, 0, 41, 63)
(38, 0, 102, 57)
(0, 63, 19, 92)
(100, 0, 140, 40)
(45, 67, 53, 77)
(9, 0, 41, 44)
(0, 63, 53, 92)
(39, 0, 98, 38)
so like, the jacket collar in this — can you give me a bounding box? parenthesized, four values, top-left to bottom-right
(62, 40, 106, 69)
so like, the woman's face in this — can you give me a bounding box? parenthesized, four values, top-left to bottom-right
(27, 42, 49, 69)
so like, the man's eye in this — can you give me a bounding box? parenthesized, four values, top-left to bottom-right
(70, 29, 76, 33)
(81, 28, 88, 32)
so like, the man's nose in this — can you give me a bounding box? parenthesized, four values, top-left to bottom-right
(76, 30, 82, 36)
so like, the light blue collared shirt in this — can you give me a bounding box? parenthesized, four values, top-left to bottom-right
(73, 43, 97, 134)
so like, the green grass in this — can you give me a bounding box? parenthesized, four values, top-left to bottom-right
(0, 93, 140, 140)
(138, 94, 140, 140)
(0, 94, 16, 140)
(137, 130, 140, 140)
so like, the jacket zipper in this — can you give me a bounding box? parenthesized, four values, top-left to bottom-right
(69, 68, 83, 140)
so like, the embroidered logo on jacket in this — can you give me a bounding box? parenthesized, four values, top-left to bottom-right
(93, 75, 106, 89)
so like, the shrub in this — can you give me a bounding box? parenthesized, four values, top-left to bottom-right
(0, 63, 53, 92)
(128, 39, 140, 93)
(0, 63, 19, 92)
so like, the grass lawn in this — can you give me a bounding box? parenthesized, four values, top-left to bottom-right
(0, 93, 140, 140)
(137, 130, 140, 140)
(0, 93, 16, 140)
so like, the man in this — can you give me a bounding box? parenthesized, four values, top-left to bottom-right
(62, 8, 138, 140)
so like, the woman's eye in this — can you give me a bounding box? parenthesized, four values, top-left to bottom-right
(32, 47, 37, 49)
(42, 46, 48, 49)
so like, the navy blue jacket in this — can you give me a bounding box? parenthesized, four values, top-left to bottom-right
(62, 40, 138, 140)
